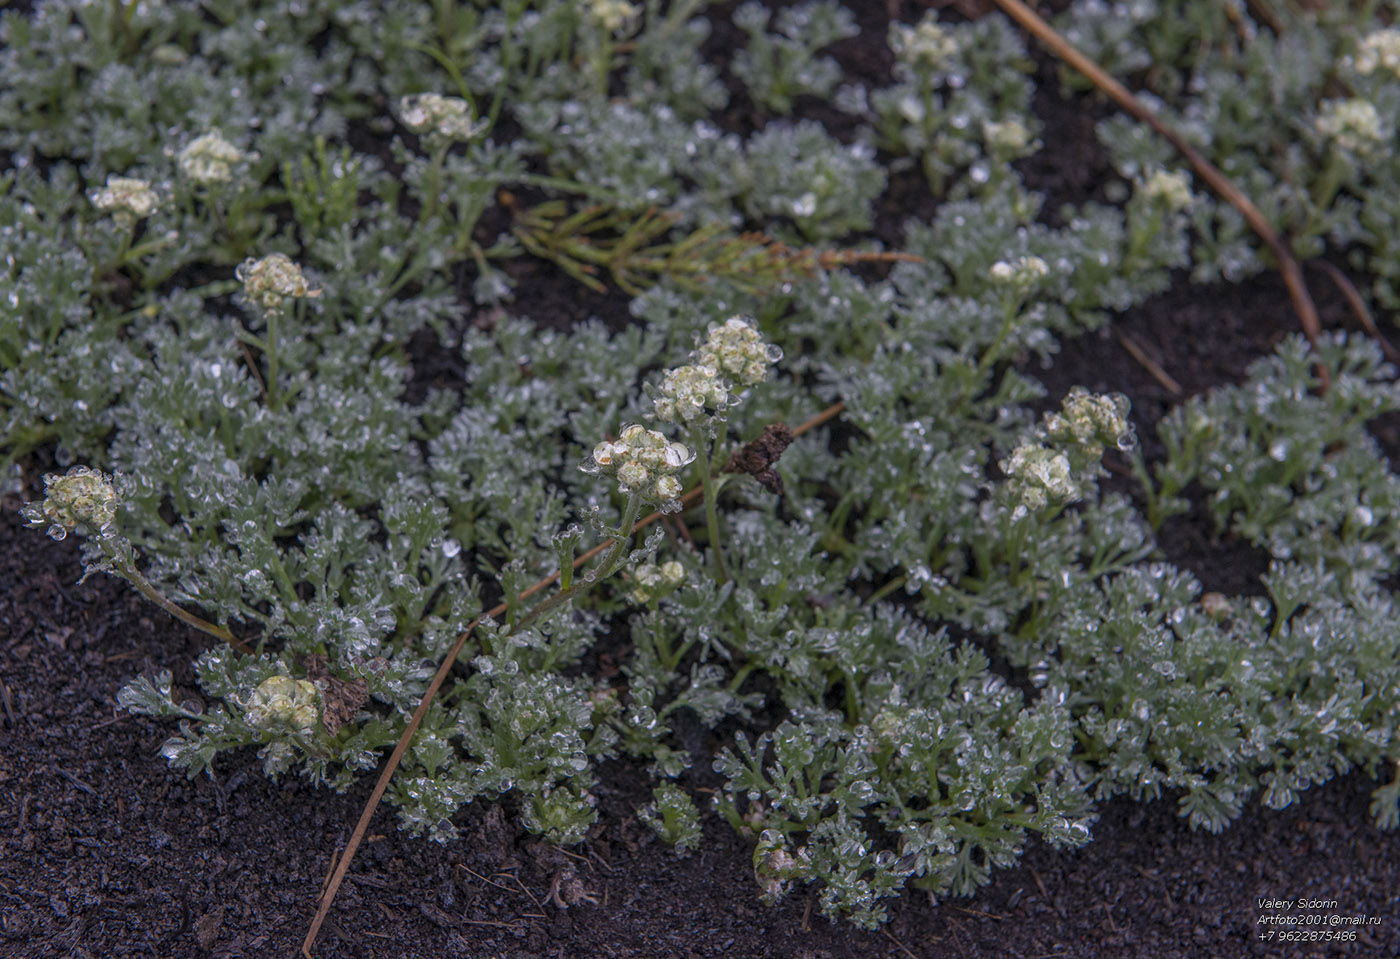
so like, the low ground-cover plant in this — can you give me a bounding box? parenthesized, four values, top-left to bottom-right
(6, 0, 1400, 936)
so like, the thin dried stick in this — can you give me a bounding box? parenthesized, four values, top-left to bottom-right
(1114, 329, 1182, 395)
(302, 401, 846, 956)
(988, 0, 1328, 388)
(1309, 259, 1400, 364)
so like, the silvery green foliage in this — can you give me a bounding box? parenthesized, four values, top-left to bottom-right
(10, 0, 1400, 931)
(735, 120, 885, 242)
(0, 167, 144, 464)
(1022, 560, 1400, 834)
(638, 781, 703, 854)
(731, 0, 859, 114)
(514, 95, 752, 227)
(0, 0, 368, 172)
(868, 11, 1036, 197)
(714, 610, 1090, 928)
(1155, 334, 1400, 590)
(1062, 0, 1400, 294)
(625, 15, 729, 118)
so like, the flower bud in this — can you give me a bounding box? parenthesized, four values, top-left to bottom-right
(694, 316, 782, 388)
(89, 175, 160, 222)
(245, 675, 320, 733)
(20, 466, 121, 541)
(237, 252, 321, 314)
(176, 131, 254, 185)
(397, 94, 485, 143)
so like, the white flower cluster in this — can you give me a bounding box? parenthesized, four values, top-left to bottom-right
(245, 675, 320, 733)
(176, 131, 253, 186)
(1354, 29, 1400, 79)
(397, 94, 484, 143)
(653, 364, 730, 423)
(1139, 169, 1193, 211)
(1002, 388, 1133, 519)
(651, 317, 781, 423)
(988, 255, 1049, 290)
(587, 0, 638, 33)
(1000, 443, 1077, 518)
(586, 424, 696, 506)
(20, 466, 121, 542)
(696, 316, 783, 388)
(983, 119, 1034, 155)
(89, 175, 160, 222)
(1045, 387, 1133, 452)
(889, 14, 959, 72)
(1315, 98, 1385, 154)
(237, 252, 320, 314)
(629, 560, 686, 603)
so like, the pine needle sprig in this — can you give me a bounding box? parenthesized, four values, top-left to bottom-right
(506, 196, 920, 295)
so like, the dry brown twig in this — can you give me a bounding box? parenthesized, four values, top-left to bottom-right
(1309, 259, 1400, 365)
(301, 400, 847, 956)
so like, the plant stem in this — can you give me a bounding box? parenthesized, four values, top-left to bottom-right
(264, 306, 281, 409)
(866, 574, 908, 606)
(692, 425, 728, 585)
(104, 541, 247, 651)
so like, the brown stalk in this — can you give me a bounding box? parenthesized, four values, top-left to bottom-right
(1308, 259, 1400, 365)
(988, 0, 1328, 389)
(302, 400, 847, 956)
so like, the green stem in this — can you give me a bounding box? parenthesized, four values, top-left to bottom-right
(866, 574, 908, 606)
(1128, 444, 1167, 531)
(509, 494, 644, 636)
(727, 660, 758, 693)
(420, 143, 449, 225)
(264, 306, 280, 409)
(485, 0, 527, 131)
(105, 542, 241, 648)
(977, 300, 1020, 375)
(692, 425, 728, 585)
(1125, 206, 1163, 267)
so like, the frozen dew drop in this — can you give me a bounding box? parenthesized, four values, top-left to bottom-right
(441, 538, 462, 558)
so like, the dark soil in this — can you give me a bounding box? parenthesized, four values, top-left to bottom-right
(5, 3, 1400, 958)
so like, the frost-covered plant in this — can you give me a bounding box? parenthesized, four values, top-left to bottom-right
(21, 465, 121, 541)
(237, 252, 320, 315)
(869, 11, 1037, 196)
(638, 781, 703, 854)
(245, 675, 322, 733)
(731, 0, 859, 114)
(1151, 334, 1400, 590)
(735, 120, 884, 242)
(1353, 28, 1400, 79)
(585, 424, 695, 509)
(1066, 1, 1400, 295)
(22, 466, 242, 647)
(9, 0, 1400, 938)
